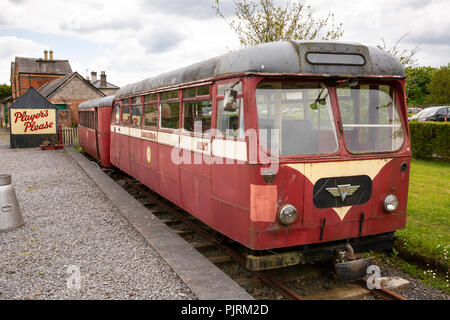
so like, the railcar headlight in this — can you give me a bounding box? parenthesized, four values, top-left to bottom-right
(277, 204, 298, 226)
(383, 194, 399, 213)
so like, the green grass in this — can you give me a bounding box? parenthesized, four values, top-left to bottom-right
(395, 159, 450, 271)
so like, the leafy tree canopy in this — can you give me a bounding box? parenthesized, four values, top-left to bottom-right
(0, 84, 11, 101)
(425, 65, 450, 105)
(213, 0, 344, 46)
(405, 66, 436, 106)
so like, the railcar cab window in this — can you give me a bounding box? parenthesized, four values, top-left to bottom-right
(183, 85, 211, 133)
(160, 90, 180, 129)
(131, 96, 143, 126)
(121, 98, 130, 125)
(216, 81, 243, 138)
(336, 84, 405, 153)
(144, 94, 158, 128)
(256, 81, 339, 156)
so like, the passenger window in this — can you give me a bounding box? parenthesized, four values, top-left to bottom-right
(114, 104, 120, 124)
(121, 106, 130, 124)
(131, 105, 142, 126)
(217, 99, 243, 137)
(144, 104, 158, 127)
(160, 102, 180, 129)
(216, 81, 243, 138)
(183, 100, 212, 132)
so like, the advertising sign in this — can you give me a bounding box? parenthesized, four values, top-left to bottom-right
(11, 109, 57, 135)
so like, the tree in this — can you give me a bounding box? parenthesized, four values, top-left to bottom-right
(425, 65, 450, 105)
(0, 84, 11, 101)
(213, 0, 344, 46)
(377, 34, 420, 69)
(405, 66, 436, 106)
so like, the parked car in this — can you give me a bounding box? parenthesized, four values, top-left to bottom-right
(408, 107, 422, 115)
(408, 106, 449, 122)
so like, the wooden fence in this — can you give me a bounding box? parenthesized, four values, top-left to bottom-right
(61, 127, 79, 146)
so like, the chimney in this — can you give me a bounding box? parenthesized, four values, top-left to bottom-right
(91, 71, 97, 83)
(44, 50, 48, 60)
(49, 50, 54, 60)
(86, 76, 90, 82)
(100, 71, 107, 88)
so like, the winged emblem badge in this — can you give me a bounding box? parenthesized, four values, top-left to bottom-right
(326, 184, 360, 202)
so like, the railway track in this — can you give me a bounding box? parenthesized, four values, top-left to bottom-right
(106, 168, 406, 301)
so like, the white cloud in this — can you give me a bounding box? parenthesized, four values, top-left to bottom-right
(0, 36, 47, 84)
(0, 0, 449, 87)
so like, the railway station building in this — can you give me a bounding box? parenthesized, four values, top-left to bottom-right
(10, 51, 72, 101)
(38, 72, 106, 126)
(89, 71, 120, 96)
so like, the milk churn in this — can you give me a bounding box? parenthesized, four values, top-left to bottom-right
(0, 174, 24, 232)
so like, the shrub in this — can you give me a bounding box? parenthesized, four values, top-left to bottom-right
(409, 121, 449, 161)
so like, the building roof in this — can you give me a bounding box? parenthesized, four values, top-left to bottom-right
(116, 40, 406, 99)
(79, 95, 115, 109)
(38, 72, 105, 98)
(8, 88, 56, 110)
(14, 57, 72, 75)
(91, 79, 120, 90)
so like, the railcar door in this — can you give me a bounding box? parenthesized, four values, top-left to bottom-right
(119, 99, 132, 175)
(110, 102, 121, 167)
(211, 79, 251, 240)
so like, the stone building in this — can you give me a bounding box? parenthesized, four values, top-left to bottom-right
(10, 50, 72, 101)
(38, 72, 105, 126)
(89, 71, 120, 96)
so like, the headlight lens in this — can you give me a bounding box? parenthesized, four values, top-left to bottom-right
(277, 204, 298, 226)
(383, 194, 399, 213)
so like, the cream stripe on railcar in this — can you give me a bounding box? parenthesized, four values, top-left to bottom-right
(212, 139, 247, 162)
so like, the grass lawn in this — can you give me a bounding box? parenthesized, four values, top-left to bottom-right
(384, 159, 450, 293)
(396, 159, 450, 270)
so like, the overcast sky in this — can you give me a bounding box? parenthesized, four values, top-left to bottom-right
(0, 0, 449, 87)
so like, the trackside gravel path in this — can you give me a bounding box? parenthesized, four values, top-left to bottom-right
(0, 139, 196, 299)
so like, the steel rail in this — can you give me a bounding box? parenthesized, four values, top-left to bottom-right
(119, 175, 407, 301)
(122, 176, 304, 300)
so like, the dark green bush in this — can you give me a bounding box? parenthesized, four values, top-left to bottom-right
(409, 121, 449, 161)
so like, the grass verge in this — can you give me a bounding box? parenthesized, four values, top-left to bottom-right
(395, 159, 449, 272)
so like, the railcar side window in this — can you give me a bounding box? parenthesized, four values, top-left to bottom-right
(183, 85, 212, 133)
(121, 106, 130, 124)
(144, 104, 158, 127)
(160, 90, 180, 129)
(216, 81, 244, 138)
(183, 101, 212, 132)
(132, 105, 142, 126)
(255, 81, 339, 156)
(114, 104, 120, 124)
(337, 84, 404, 153)
(131, 96, 142, 126)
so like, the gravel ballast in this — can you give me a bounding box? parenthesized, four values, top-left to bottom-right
(0, 145, 196, 300)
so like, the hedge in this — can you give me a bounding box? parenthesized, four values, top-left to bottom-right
(409, 121, 449, 161)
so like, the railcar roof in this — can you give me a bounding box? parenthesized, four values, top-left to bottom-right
(116, 41, 405, 99)
(79, 95, 115, 109)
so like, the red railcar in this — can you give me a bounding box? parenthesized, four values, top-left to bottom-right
(105, 41, 411, 273)
(78, 96, 114, 167)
